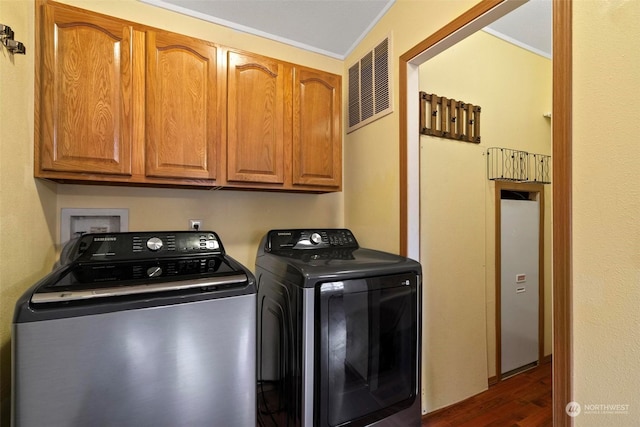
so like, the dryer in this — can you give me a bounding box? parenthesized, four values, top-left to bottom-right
(256, 229, 422, 427)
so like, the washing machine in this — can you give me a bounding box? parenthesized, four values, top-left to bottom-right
(12, 231, 256, 427)
(256, 229, 422, 427)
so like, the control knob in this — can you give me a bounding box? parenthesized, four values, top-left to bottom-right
(147, 266, 163, 277)
(146, 237, 163, 251)
(310, 232, 323, 245)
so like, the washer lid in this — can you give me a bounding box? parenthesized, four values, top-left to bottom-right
(14, 254, 255, 323)
(28, 254, 249, 303)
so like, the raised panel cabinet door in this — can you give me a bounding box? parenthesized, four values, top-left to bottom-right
(146, 30, 217, 180)
(293, 68, 342, 188)
(39, 4, 133, 175)
(226, 51, 285, 184)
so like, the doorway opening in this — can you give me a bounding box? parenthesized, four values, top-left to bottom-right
(398, 0, 572, 425)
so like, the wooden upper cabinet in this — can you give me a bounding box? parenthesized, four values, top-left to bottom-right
(145, 31, 217, 180)
(293, 67, 342, 188)
(38, 4, 134, 175)
(35, 2, 341, 192)
(226, 50, 286, 184)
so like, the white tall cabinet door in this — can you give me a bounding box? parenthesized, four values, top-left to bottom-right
(501, 198, 539, 374)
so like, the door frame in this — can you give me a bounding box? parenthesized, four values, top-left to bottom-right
(494, 181, 545, 384)
(398, 1, 572, 425)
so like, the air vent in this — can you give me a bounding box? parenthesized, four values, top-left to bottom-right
(347, 34, 393, 133)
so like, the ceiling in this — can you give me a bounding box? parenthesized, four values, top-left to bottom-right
(139, 0, 552, 60)
(485, 0, 552, 58)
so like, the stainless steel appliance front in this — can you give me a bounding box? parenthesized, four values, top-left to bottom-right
(12, 231, 257, 427)
(13, 294, 255, 427)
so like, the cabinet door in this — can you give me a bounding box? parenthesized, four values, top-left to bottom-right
(146, 31, 217, 180)
(39, 4, 133, 175)
(293, 68, 342, 188)
(226, 51, 286, 184)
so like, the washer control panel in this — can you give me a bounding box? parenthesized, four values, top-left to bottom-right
(266, 229, 359, 251)
(64, 256, 227, 284)
(63, 231, 224, 263)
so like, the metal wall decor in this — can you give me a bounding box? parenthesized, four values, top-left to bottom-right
(486, 147, 551, 184)
(1, 23, 26, 55)
(419, 91, 481, 143)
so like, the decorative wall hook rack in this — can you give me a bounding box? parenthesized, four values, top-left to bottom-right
(1, 24, 26, 55)
(419, 91, 481, 143)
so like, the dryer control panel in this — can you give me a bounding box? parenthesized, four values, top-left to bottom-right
(266, 229, 359, 251)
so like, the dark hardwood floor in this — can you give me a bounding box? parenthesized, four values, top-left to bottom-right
(421, 362, 552, 427)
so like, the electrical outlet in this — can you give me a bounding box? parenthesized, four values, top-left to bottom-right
(189, 219, 203, 231)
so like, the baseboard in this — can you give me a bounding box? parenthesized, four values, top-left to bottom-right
(488, 354, 552, 386)
(488, 375, 498, 386)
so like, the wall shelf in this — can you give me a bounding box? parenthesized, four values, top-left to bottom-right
(486, 147, 551, 184)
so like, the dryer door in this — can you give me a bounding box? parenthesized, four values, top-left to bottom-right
(317, 272, 419, 427)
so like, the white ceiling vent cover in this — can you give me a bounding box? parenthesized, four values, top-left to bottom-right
(347, 34, 393, 133)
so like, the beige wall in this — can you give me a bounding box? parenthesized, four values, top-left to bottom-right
(0, 1, 343, 424)
(343, 0, 549, 414)
(343, 0, 481, 415)
(343, 0, 480, 254)
(345, 0, 640, 422)
(55, 185, 342, 269)
(0, 1, 57, 424)
(419, 28, 552, 390)
(418, 30, 551, 411)
(4, 0, 638, 424)
(49, 0, 345, 269)
(419, 138, 489, 410)
(573, 0, 640, 425)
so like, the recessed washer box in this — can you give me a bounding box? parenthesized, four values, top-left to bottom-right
(61, 208, 129, 244)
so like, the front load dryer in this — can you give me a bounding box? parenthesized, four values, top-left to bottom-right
(256, 229, 422, 427)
